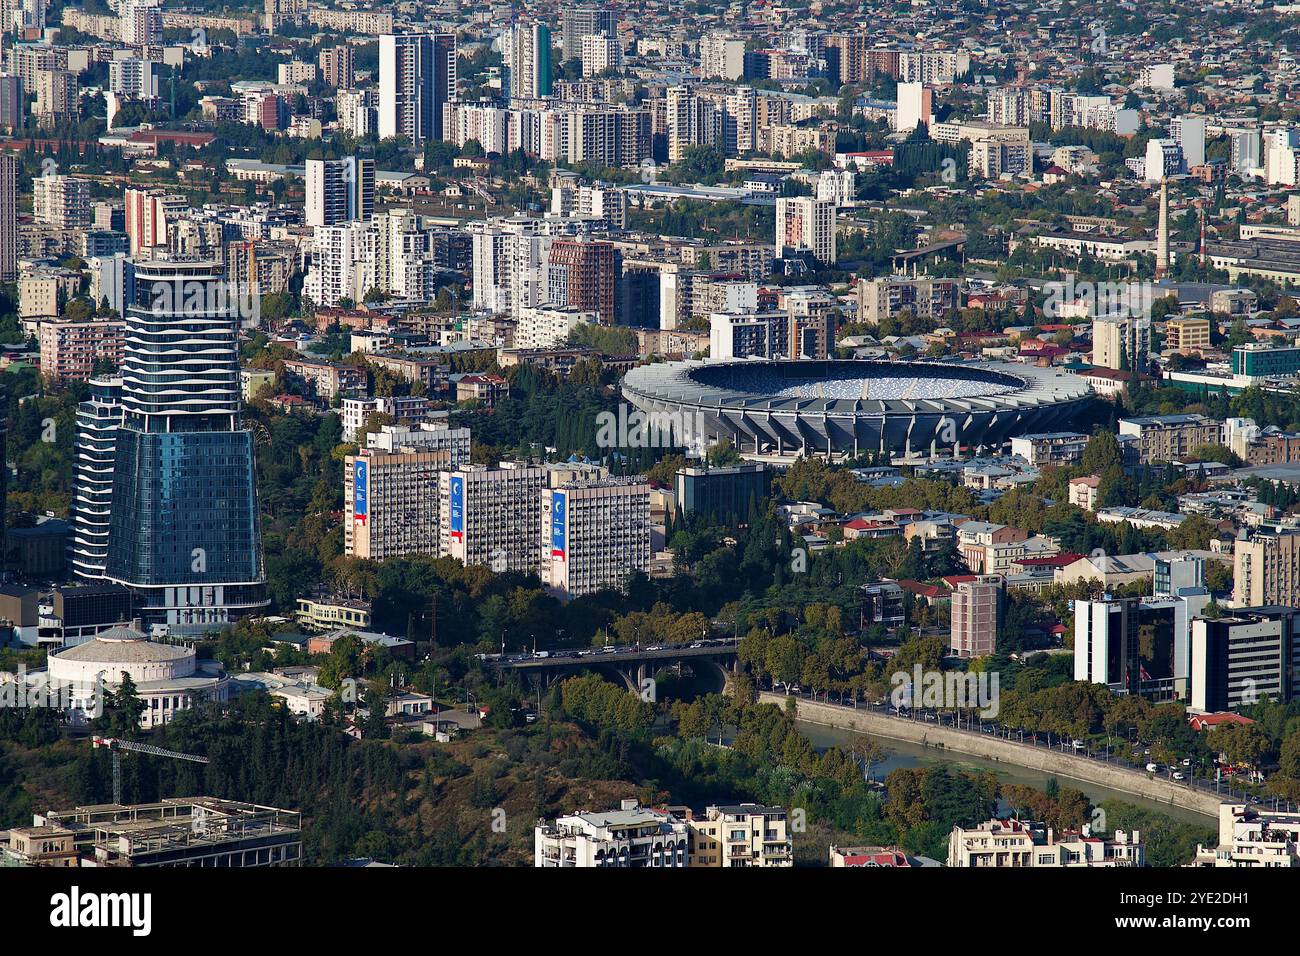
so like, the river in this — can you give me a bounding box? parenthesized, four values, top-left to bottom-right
(797, 720, 1217, 825)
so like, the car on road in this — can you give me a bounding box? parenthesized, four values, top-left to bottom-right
(1172, 771, 1185, 780)
(1071, 740, 1086, 751)
(534, 651, 550, 659)
(1145, 763, 1161, 773)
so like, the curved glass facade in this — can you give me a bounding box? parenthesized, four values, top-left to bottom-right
(104, 260, 267, 634)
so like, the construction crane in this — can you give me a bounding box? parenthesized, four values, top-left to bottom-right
(91, 736, 210, 806)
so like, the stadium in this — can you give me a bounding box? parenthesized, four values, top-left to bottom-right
(619, 359, 1094, 458)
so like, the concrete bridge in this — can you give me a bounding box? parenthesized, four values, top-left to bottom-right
(481, 640, 740, 694)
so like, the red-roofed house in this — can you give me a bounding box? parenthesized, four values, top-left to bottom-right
(1189, 713, 1256, 732)
(1068, 476, 1101, 512)
(843, 517, 902, 541)
(830, 845, 913, 867)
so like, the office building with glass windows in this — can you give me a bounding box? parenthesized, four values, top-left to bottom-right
(103, 260, 266, 634)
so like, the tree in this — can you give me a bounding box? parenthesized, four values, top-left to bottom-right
(1082, 430, 1123, 474)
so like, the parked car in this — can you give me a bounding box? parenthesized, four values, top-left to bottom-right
(1146, 762, 1161, 773)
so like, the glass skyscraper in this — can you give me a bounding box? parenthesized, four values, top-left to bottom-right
(103, 260, 267, 634)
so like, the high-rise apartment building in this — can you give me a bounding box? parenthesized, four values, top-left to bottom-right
(125, 187, 185, 257)
(0, 73, 21, 131)
(775, 197, 836, 264)
(103, 260, 267, 634)
(700, 33, 745, 81)
(580, 34, 621, 77)
(305, 157, 375, 227)
(33, 174, 91, 229)
(1091, 314, 1151, 372)
(0, 152, 17, 282)
(950, 575, 1003, 658)
(560, 5, 618, 61)
(120, 0, 161, 45)
(344, 449, 452, 560)
(1234, 524, 1300, 608)
(378, 32, 456, 144)
(69, 376, 123, 579)
(319, 45, 356, 89)
(502, 22, 552, 100)
(896, 82, 932, 132)
(542, 478, 650, 599)
(440, 463, 547, 574)
(32, 69, 78, 129)
(548, 238, 618, 324)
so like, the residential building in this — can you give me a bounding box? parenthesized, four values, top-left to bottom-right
(535, 800, 689, 867)
(775, 196, 836, 264)
(857, 276, 958, 323)
(305, 157, 375, 227)
(949, 819, 1144, 867)
(365, 421, 471, 465)
(0, 149, 15, 281)
(38, 318, 124, 382)
(542, 478, 650, 599)
(950, 574, 1002, 658)
(1092, 314, 1151, 372)
(1234, 524, 1300, 608)
(1068, 475, 1101, 512)
(1192, 804, 1300, 867)
(502, 22, 552, 100)
(560, 6, 618, 61)
(32, 175, 90, 229)
(344, 449, 451, 560)
(700, 33, 745, 81)
(1117, 414, 1223, 464)
(683, 804, 792, 867)
(378, 32, 456, 144)
(896, 81, 932, 132)
(1165, 316, 1212, 356)
(68, 377, 122, 580)
(440, 463, 547, 574)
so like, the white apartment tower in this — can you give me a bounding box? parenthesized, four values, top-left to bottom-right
(378, 32, 456, 144)
(700, 33, 745, 80)
(33, 174, 91, 230)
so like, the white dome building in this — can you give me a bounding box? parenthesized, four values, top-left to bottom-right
(48, 626, 228, 728)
